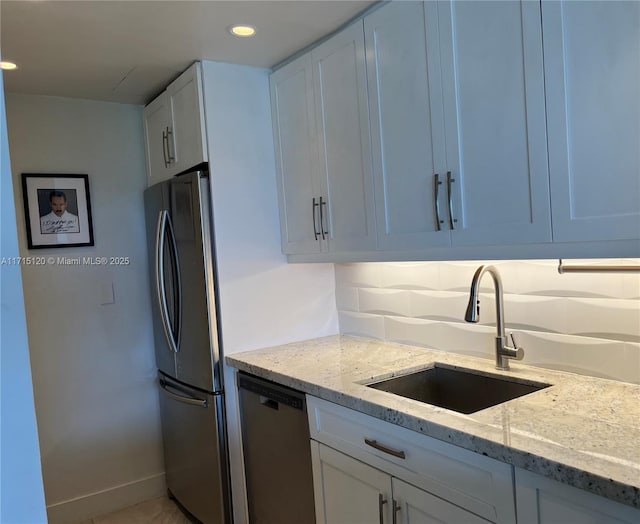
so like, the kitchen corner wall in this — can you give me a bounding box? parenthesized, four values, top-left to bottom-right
(200, 61, 338, 524)
(6, 94, 164, 522)
(336, 260, 640, 384)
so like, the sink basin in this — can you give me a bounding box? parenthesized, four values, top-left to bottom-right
(366, 364, 551, 414)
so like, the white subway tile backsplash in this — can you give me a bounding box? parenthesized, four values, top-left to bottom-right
(358, 289, 411, 317)
(334, 263, 383, 289)
(439, 260, 518, 293)
(623, 343, 640, 382)
(336, 260, 640, 384)
(383, 316, 439, 347)
(384, 317, 495, 360)
(379, 262, 440, 290)
(616, 264, 640, 299)
(514, 259, 640, 299)
(409, 290, 474, 323)
(564, 298, 640, 342)
(338, 311, 386, 340)
(335, 286, 359, 312)
(503, 295, 568, 334)
(517, 331, 638, 384)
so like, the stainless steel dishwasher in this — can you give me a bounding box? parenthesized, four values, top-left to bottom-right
(238, 372, 316, 524)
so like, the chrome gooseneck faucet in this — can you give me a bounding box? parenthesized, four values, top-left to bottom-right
(464, 265, 524, 370)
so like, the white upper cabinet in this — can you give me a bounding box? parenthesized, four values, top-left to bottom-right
(167, 63, 208, 177)
(365, 0, 551, 251)
(438, 0, 552, 246)
(270, 54, 322, 255)
(270, 0, 638, 260)
(143, 92, 172, 187)
(542, 0, 640, 242)
(364, 1, 450, 250)
(143, 62, 207, 186)
(311, 21, 377, 253)
(270, 22, 377, 255)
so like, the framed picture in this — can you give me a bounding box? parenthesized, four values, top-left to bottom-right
(21, 173, 94, 249)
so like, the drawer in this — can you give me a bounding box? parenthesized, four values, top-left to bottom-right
(307, 395, 515, 523)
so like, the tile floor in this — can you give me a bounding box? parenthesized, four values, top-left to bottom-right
(78, 497, 192, 524)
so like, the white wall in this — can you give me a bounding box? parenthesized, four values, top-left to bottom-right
(336, 260, 640, 384)
(5, 94, 164, 523)
(200, 60, 339, 524)
(0, 74, 48, 524)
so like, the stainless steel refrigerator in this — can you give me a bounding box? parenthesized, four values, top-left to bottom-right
(144, 169, 232, 524)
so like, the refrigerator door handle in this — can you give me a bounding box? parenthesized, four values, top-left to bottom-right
(165, 209, 183, 350)
(159, 377, 208, 408)
(155, 210, 181, 354)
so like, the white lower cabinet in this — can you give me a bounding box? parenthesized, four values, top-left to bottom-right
(306, 396, 640, 524)
(515, 468, 640, 524)
(393, 477, 488, 524)
(312, 442, 487, 524)
(311, 443, 392, 524)
(307, 396, 515, 523)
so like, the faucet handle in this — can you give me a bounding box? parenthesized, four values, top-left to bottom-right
(508, 333, 525, 360)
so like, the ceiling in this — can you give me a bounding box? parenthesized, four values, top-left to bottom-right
(0, 0, 376, 105)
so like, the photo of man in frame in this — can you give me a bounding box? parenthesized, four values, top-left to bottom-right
(38, 189, 80, 234)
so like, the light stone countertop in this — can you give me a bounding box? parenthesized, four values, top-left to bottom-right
(226, 335, 640, 509)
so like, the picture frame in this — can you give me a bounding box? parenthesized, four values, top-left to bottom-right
(21, 173, 94, 249)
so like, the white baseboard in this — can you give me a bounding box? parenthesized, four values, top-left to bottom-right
(46, 473, 166, 524)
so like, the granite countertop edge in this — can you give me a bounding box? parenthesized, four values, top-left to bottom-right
(225, 335, 640, 509)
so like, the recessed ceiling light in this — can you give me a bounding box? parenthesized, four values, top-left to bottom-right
(0, 61, 18, 70)
(229, 25, 256, 37)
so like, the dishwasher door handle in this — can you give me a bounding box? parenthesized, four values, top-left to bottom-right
(259, 396, 279, 410)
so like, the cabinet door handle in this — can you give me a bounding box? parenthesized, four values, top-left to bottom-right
(319, 196, 328, 240)
(166, 126, 176, 163)
(364, 438, 406, 459)
(312, 197, 320, 240)
(162, 130, 170, 168)
(392, 499, 401, 524)
(434, 173, 444, 231)
(378, 494, 387, 524)
(446, 171, 457, 230)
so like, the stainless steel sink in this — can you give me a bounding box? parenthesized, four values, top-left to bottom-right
(366, 364, 551, 414)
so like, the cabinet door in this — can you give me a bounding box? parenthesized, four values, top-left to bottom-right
(392, 478, 488, 524)
(311, 441, 392, 524)
(438, 0, 552, 246)
(542, 0, 640, 242)
(270, 53, 322, 254)
(143, 92, 172, 186)
(515, 468, 639, 524)
(167, 62, 207, 176)
(365, 1, 450, 250)
(312, 21, 377, 253)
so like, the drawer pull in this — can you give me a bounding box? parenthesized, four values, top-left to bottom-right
(364, 438, 406, 459)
